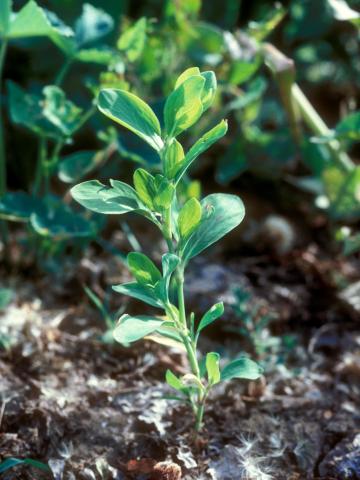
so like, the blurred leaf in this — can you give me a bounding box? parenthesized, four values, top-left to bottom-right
(247, 4, 286, 41)
(335, 111, 360, 141)
(0, 288, 13, 310)
(58, 150, 105, 183)
(0, 192, 44, 222)
(42, 86, 83, 137)
(75, 3, 114, 46)
(221, 357, 263, 381)
(216, 138, 247, 184)
(0, 0, 11, 36)
(75, 47, 115, 64)
(327, 0, 360, 26)
(118, 17, 147, 62)
(323, 165, 360, 220)
(0, 457, 50, 474)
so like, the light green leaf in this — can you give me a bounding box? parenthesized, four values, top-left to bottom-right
(335, 111, 360, 141)
(181, 193, 245, 261)
(164, 75, 205, 137)
(206, 352, 221, 385)
(127, 252, 161, 286)
(112, 282, 163, 308)
(162, 253, 180, 279)
(113, 314, 165, 344)
(200, 71, 217, 111)
(0, 0, 11, 35)
(174, 67, 201, 89)
(166, 369, 184, 391)
(163, 139, 184, 179)
(178, 197, 202, 239)
(98, 89, 163, 152)
(197, 302, 224, 334)
(154, 175, 175, 210)
(175, 120, 228, 183)
(133, 168, 156, 209)
(75, 3, 113, 46)
(71, 180, 142, 215)
(58, 150, 104, 183)
(8, 0, 73, 40)
(75, 47, 115, 64)
(221, 357, 263, 381)
(118, 17, 147, 62)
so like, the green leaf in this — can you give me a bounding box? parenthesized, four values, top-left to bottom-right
(174, 67, 201, 89)
(118, 17, 147, 62)
(323, 166, 360, 220)
(98, 89, 163, 152)
(178, 197, 202, 239)
(113, 314, 165, 344)
(112, 282, 163, 308)
(133, 168, 156, 209)
(0, 0, 11, 35)
(163, 139, 185, 179)
(0, 288, 13, 310)
(180, 193, 245, 261)
(8, 1, 74, 41)
(0, 192, 44, 222)
(197, 302, 224, 334)
(206, 352, 221, 385)
(200, 71, 217, 111)
(154, 175, 175, 210)
(71, 180, 142, 215)
(221, 357, 263, 381)
(162, 253, 180, 279)
(164, 75, 205, 137)
(327, 0, 360, 26)
(75, 3, 113, 46)
(127, 252, 161, 286)
(30, 199, 94, 240)
(75, 47, 115, 64)
(42, 86, 83, 137)
(166, 369, 184, 391)
(335, 111, 360, 141)
(0, 457, 50, 474)
(58, 150, 104, 183)
(175, 120, 228, 183)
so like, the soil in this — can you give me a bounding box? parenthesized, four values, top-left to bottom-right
(0, 219, 359, 480)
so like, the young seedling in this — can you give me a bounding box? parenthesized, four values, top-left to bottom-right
(71, 67, 263, 431)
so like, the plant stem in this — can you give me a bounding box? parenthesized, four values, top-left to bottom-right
(55, 57, 73, 87)
(0, 39, 8, 246)
(33, 136, 47, 196)
(291, 84, 354, 173)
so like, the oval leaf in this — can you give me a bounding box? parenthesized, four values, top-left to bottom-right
(113, 314, 165, 344)
(127, 252, 162, 286)
(221, 357, 263, 381)
(197, 302, 224, 334)
(180, 193, 245, 261)
(206, 352, 221, 385)
(178, 197, 202, 239)
(112, 282, 163, 308)
(98, 89, 163, 152)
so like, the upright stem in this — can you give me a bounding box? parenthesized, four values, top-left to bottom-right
(33, 136, 47, 196)
(55, 57, 73, 87)
(0, 39, 8, 245)
(291, 84, 354, 173)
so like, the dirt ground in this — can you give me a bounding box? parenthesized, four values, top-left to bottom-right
(0, 226, 359, 479)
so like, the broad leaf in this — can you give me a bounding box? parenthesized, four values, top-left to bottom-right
(206, 352, 221, 385)
(58, 150, 104, 183)
(180, 193, 245, 261)
(323, 166, 360, 220)
(162, 253, 180, 280)
(164, 75, 205, 137)
(154, 176, 175, 210)
(113, 314, 165, 344)
(197, 302, 224, 334)
(221, 357, 263, 381)
(71, 180, 142, 215)
(175, 120, 228, 183)
(98, 89, 163, 152)
(178, 197, 202, 239)
(118, 17, 147, 62)
(0, 192, 44, 222)
(75, 3, 114, 46)
(174, 67, 201, 89)
(127, 252, 161, 286)
(112, 282, 163, 308)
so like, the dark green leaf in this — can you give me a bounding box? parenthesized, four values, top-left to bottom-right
(0, 192, 44, 222)
(58, 150, 104, 183)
